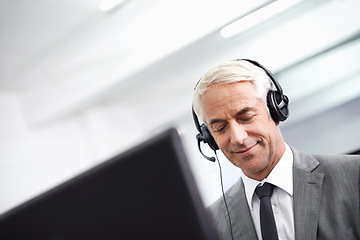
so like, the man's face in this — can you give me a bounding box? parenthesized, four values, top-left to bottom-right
(200, 81, 284, 180)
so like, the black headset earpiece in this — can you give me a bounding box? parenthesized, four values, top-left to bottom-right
(240, 59, 289, 122)
(267, 90, 289, 122)
(192, 108, 218, 162)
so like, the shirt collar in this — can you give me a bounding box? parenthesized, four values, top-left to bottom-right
(240, 143, 294, 210)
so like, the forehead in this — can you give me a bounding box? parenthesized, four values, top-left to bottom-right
(200, 82, 260, 120)
(201, 81, 257, 108)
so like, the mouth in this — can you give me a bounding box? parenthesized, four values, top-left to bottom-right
(233, 142, 258, 155)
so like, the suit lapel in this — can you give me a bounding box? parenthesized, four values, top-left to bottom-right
(227, 178, 258, 240)
(292, 148, 324, 240)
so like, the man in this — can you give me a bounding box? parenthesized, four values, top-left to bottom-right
(192, 59, 360, 240)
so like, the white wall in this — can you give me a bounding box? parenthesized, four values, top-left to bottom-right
(0, 92, 90, 213)
(0, 89, 241, 214)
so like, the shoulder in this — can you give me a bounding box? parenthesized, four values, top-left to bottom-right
(295, 150, 360, 194)
(207, 178, 255, 239)
(207, 178, 247, 226)
(312, 153, 360, 173)
(313, 153, 360, 163)
(207, 183, 238, 240)
(292, 147, 360, 172)
(207, 180, 239, 217)
(310, 153, 360, 236)
(292, 148, 360, 190)
(208, 195, 226, 217)
(314, 154, 360, 190)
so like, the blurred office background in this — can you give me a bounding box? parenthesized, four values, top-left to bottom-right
(1, 0, 360, 214)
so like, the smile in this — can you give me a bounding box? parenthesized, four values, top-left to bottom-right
(233, 142, 258, 155)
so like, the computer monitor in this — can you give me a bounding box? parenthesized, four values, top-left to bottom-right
(0, 128, 219, 240)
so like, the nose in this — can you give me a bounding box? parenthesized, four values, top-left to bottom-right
(229, 122, 248, 145)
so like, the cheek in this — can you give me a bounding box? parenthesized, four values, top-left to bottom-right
(213, 135, 227, 149)
(252, 114, 276, 139)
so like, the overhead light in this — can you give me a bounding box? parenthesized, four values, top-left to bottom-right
(99, 0, 128, 12)
(220, 0, 303, 38)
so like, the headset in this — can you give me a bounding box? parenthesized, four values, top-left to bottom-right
(192, 59, 289, 162)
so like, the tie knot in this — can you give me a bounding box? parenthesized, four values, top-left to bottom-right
(255, 182, 275, 199)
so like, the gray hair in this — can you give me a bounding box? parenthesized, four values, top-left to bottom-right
(192, 59, 273, 122)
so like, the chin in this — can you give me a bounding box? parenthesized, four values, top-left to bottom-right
(240, 160, 271, 176)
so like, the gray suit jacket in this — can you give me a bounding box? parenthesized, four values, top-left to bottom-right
(208, 148, 360, 240)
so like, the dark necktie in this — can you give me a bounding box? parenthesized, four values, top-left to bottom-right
(255, 183, 279, 240)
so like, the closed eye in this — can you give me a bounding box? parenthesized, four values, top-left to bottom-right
(239, 114, 256, 123)
(213, 124, 228, 133)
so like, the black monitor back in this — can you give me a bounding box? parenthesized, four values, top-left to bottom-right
(0, 128, 219, 240)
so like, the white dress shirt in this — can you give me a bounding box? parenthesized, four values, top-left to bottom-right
(240, 143, 295, 240)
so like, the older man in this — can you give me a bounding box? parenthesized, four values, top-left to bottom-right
(192, 59, 360, 240)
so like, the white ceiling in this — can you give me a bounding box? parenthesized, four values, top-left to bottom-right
(1, 0, 275, 123)
(1, 0, 360, 153)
